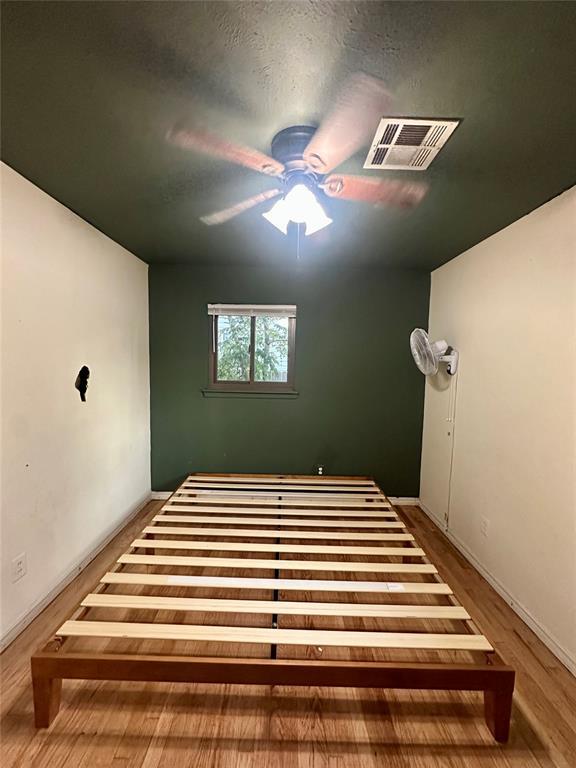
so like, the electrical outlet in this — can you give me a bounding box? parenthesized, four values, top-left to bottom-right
(480, 517, 489, 538)
(11, 552, 27, 583)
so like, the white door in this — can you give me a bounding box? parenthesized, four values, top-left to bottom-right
(419, 371, 457, 528)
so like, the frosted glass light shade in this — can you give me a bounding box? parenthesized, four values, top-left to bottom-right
(262, 184, 332, 236)
(262, 198, 291, 234)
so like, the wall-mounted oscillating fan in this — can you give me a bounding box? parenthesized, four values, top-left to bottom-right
(410, 328, 459, 376)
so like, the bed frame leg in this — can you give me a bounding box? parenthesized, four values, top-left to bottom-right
(32, 674, 62, 728)
(484, 687, 513, 742)
(31, 641, 64, 728)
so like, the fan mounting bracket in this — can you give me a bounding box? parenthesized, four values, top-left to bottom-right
(439, 349, 459, 376)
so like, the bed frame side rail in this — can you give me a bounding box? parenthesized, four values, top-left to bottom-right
(31, 643, 514, 742)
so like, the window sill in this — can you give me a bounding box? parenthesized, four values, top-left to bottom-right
(201, 388, 299, 399)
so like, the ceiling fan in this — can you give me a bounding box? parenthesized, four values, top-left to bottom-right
(166, 73, 428, 235)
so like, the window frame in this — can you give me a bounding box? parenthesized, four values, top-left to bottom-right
(208, 312, 296, 393)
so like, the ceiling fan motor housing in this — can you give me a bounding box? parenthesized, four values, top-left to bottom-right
(271, 125, 315, 165)
(271, 125, 323, 191)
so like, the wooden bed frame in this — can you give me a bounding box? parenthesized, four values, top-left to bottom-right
(31, 473, 515, 741)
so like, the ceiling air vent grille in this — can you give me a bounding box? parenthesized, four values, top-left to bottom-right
(364, 118, 460, 171)
(380, 123, 400, 145)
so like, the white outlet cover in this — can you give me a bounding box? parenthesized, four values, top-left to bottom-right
(11, 552, 27, 582)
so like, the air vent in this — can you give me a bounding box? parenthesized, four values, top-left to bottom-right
(364, 118, 460, 171)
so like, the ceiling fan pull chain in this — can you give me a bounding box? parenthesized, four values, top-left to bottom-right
(296, 223, 301, 261)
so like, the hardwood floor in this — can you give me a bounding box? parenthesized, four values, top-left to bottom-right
(1, 501, 575, 768)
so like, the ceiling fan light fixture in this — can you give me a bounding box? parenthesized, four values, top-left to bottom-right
(283, 184, 315, 223)
(262, 183, 332, 236)
(262, 198, 290, 234)
(303, 206, 332, 236)
(302, 198, 333, 235)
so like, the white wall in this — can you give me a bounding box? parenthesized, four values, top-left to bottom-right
(0, 163, 150, 645)
(420, 187, 576, 672)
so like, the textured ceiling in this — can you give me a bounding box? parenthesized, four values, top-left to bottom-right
(2, 1, 575, 268)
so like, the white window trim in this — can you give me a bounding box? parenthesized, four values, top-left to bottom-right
(208, 304, 296, 318)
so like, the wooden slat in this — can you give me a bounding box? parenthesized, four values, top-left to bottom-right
(163, 504, 396, 518)
(145, 524, 414, 541)
(189, 475, 375, 486)
(172, 497, 391, 509)
(156, 514, 406, 529)
(180, 486, 384, 498)
(118, 553, 436, 573)
(174, 492, 389, 505)
(80, 593, 471, 620)
(57, 620, 492, 651)
(100, 572, 453, 594)
(131, 538, 424, 557)
(182, 482, 381, 493)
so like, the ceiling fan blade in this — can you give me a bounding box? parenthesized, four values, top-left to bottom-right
(303, 73, 392, 174)
(200, 189, 282, 226)
(322, 175, 428, 209)
(167, 126, 284, 177)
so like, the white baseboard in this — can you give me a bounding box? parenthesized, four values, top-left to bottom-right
(418, 503, 576, 676)
(0, 491, 152, 651)
(150, 491, 172, 500)
(418, 500, 448, 531)
(388, 496, 420, 505)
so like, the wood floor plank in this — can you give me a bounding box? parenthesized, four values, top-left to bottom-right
(144, 524, 414, 541)
(117, 553, 437, 573)
(57, 620, 493, 651)
(80, 593, 471, 619)
(130, 538, 424, 557)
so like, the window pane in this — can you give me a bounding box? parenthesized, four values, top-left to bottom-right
(216, 315, 251, 381)
(254, 316, 289, 382)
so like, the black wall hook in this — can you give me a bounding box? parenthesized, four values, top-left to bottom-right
(75, 366, 90, 402)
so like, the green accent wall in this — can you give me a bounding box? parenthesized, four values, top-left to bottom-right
(150, 264, 430, 494)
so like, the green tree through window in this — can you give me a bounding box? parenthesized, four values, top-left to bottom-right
(254, 316, 288, 382)
(210, 309, 296, 391)
(216, 316, 251, 381)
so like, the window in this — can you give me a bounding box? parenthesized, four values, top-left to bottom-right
(208, 304, 296, 392)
